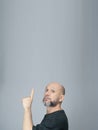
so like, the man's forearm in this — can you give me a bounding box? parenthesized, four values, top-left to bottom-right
(23, 109, 33, 130)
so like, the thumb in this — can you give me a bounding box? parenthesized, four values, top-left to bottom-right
(30, 89, 34, 101)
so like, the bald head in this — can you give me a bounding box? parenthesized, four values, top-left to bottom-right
(60, 84, 65, 95)
(46, 82, 65, 95)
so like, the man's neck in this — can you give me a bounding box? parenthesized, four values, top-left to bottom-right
(46, 105, 62, 114)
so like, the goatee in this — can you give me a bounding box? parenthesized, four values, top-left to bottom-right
(43, 101, 57, 107)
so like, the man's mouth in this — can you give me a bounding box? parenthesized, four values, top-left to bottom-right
(43, 97, 50, 101)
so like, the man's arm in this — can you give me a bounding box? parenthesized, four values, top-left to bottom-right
(22, 89, 34, 130)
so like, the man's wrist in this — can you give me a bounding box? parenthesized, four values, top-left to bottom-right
(24, 108, 31, 112)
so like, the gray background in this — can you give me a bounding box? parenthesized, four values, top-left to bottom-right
(0, 0, 98, 130)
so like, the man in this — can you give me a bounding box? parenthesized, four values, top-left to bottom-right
(22, 82, 68, 130)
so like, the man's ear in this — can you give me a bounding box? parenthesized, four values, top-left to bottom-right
(59, 95, 64, 102)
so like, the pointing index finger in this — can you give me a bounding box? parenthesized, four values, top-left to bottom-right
(31, 89, 34, 100)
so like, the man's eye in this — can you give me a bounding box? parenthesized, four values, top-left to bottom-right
(45, 89, 48, 92)
(51, 90, 55, 93)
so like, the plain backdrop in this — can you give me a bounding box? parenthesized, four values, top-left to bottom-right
(0, 0, 98, 130)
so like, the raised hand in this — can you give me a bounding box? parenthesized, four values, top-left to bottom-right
(22, 89, 34, 111)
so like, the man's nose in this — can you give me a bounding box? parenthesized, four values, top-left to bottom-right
(45, 91, 50, 96)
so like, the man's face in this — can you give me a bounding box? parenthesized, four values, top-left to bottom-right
(43, 83, 64, 107)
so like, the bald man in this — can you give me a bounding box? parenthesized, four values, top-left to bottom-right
(22, 82, 68, 130)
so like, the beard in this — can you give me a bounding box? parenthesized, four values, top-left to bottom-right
(43, 97, 58, 107)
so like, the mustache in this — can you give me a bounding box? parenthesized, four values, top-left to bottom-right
(43, 96, 51, 101)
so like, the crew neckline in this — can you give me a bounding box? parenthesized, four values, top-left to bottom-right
(45, 109, 64, 116)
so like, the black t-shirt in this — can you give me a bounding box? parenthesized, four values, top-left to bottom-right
(33, 110, 68, 130)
